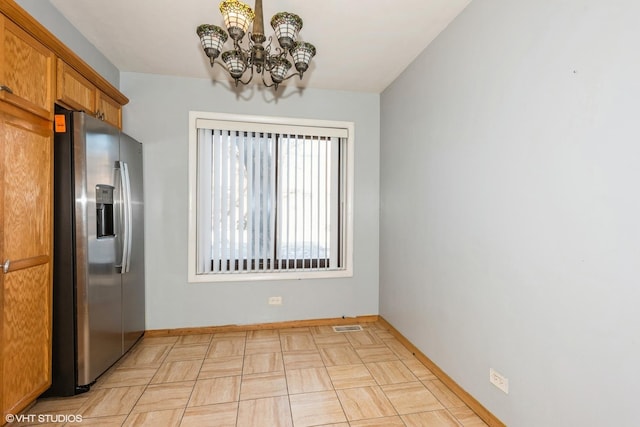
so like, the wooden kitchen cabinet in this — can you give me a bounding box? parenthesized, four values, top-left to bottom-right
(96, 89, 122, 128)
(0, 101, 53, 419)
(0, 15, 55, 120)
(57, 59, 122, 128)
(56, 58, 96, 113)
(1, 5, 54, 419)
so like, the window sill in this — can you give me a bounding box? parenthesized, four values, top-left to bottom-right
(188, 268, 353, 283)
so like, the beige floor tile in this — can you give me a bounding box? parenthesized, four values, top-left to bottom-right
(8, 412, 67, 427)
(6, 419, 63, 426)
(279, 327, 311, 335)
(213, 330, 247, 338)
(366, 360, 418, 385)
(289, 391, 347, 427)
(175, 334, 213, 346)
(131, 381, 194, 414)
(448, 406, 489, 426)
(402, 358, 438, 381)
(213, 331, 249, 338)
(240, 372, 288, 400)
(26, 395, 89, 414)
(95, 366, 158, 389)
(371, 329, 395, 340)
(382, 382, 444, 414)
(79, 386, 146, 417)
(119, 344, 172, 368)
(246, 329, 279, 339)
(384, 338, 417, 359)
(326, 364, 377, 389)
(425, 380, 467, 408)
(198, 356, 243, 379)
(312, 333, 350, 348)
(139, 336, 179, 346)
(345, 331, 383, 347)
(319, 346, 361, 366)
(286, 367, 333, 394)
(283, 350, 325, 369)
(181, 402, 238, 427)
(165, 344, 209, 362)
(151, 359, 203, 384)
(402, 410, 462, 427)
(349, 416, 405, 427)
(355, 345, 398, 363)
(207, 337, 246, 358)
(309, 325, 336, 335)
(245, 337, 282, 354)
(243, 352, 284, 374)
(281, 333, 317, 351)
(361, 322, 387, 332)
(123, 408, 184, 427)
(237, 396, 292, 427)
(71, 415, 127, 426)
(188, 376, 241, 407)
(336, 386, 397, 421)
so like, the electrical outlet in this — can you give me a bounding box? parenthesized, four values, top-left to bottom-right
(268, 296, 282, 305)
(489, 368, 509, 394)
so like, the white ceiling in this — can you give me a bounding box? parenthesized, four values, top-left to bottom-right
(49, 0, 471, 93)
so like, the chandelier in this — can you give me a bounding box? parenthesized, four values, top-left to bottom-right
(197, 0, 316, 90)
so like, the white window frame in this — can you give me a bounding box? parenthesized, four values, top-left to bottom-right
(188, 111, 354, 282)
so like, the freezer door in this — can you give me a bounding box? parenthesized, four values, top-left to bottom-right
(74, 112, 123, 386)
(119, 133, 145, 352)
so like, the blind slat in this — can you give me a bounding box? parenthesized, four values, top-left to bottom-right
(229, 131, 237, 271)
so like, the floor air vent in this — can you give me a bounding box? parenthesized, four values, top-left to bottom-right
(333, 325, 363, 332)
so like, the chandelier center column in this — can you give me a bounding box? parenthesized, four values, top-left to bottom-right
(251, 0, 266, 43)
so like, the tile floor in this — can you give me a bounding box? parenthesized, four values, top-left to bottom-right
(17, 322, 488, 426)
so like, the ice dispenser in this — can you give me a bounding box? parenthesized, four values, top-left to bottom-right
(96, 184, 115, 238)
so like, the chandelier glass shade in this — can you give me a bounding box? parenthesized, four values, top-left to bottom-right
(197, 0, 316, 90)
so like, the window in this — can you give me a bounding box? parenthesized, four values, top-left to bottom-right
(188, 112, 354, 282)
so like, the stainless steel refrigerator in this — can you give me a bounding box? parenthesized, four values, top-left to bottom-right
(47, 107, 145, 396)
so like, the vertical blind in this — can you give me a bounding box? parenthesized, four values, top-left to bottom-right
(196, 122, 347, 275)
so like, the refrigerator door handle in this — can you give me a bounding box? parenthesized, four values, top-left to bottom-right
(123, 162, 133, 273)
(117, 161, 130, 273)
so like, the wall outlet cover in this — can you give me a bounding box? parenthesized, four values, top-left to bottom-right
(268, 296, 283, 305)
(489, 368, 509, 394)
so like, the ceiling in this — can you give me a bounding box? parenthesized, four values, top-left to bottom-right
(49, 0, 471, 93)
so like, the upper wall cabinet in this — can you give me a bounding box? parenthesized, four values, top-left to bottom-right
(56, 58, 95, 113)
(96, 90, 121, 129)
(56, 59, 122, 129)
(0, 16, 54, 120)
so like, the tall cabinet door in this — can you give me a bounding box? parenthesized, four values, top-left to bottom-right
(0, 101, 53, 417)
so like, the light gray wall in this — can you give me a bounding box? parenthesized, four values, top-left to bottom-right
(15, 0, 120, 87)
(121, 72, 380, 330)
(380, 0, 640, 426)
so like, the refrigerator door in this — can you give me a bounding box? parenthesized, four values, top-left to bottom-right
(120, 133, 145, 352)
(74, 112, 123, 386)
